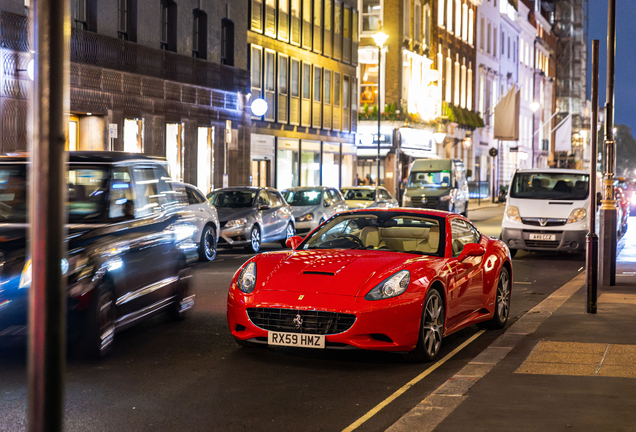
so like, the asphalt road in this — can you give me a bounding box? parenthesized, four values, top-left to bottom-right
(0, 206, 586, 432)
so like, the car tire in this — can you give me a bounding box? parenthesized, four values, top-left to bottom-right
(168, 267, 194, 321)
(280, 223, 295, 247)
(245, 226, 261, 253)
(404, 288, 445, 363)
(75, 282, 116, 360)
(199, 225, 217, 262)
(482, 267, 511, 329)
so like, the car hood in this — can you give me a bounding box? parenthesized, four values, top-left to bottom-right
(216, 207, 255, 223)
(345, 200, 375, 209)
(508, 197, 589, 219)
(290, 205, 322, 217)
(253, 249, 425, 297)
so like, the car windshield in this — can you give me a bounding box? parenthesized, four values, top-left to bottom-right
(510, 173, 590, 200)
(208, 190, 256, 208)
(343, 189, 375, 201)
(408, 170, 452, 188)
(301, 212, 443, 256)
(282, 189, 322, 206)
(0, 164, 110, 223)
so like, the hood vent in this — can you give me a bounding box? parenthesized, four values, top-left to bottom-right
(303, 271, 335, 276)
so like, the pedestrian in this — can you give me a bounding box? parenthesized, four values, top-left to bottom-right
(356, 173, 361, 186)
(366, 174, 374, 186)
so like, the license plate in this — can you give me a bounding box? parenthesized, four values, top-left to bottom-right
(528, 233, 556, 241)
(268, 331, 325, 349)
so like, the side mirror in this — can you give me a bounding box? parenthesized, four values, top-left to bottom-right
(458, 243, 485, 261)
(285, 235, 303, 249)
(258, 204, 270, 210)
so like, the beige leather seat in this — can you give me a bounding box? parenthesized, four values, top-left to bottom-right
(417, 225, 440, 253)
(359, 226, 381, 248)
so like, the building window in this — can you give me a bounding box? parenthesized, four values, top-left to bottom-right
(264, 0, 276, 37)
(291, 0, 301, 45)
(302, 0, 312, 49)
(290, 58, 301, 125)
(454, 56, 460, 106)
(487, 21, 491, 54)
(312, 66, 322, 128)
(446, 0, 452, 33)
(414, 0, 421, 42)
(404, 0, 411, 38)
(501, 30, 505, 55)
(334, 72, 341, 130)
(362, 0, 381, 33)
(221, 18, 235, 65)
(301, 62, 312, 127)
(264, 50, 276, 121)
(438, 0, 444, 27)
(74, 0, 87, 30)
(323, 69, 332, 129)
(278, 54, 289, 123)
(251, 0, 263, 33)
(468, 8, 473, 45)
(455, 0, 461, 37)
(343, 75, 350, 132)
(324, 0, 333, 56)
(343, 6, 351, 63)
(461, 3, 468, 41)
(278, 0, 290, 41)
(334, 1, 342, 60)
(250, 45, 263, 103)
(313, 0, 322, 53)
(423, 5, 431, 47)
(445, 53, 452, 102)
(493, 26, 497, 58)
(479, 16, 484, 50)
(118, 0, 128, 39)
(193, 10, 208, 59)
(161, 0, 177, 52)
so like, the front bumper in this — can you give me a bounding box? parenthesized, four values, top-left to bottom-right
(218, 225, 251, 247)
(227, 287, 423, 352)
(502, 227, 587, 251)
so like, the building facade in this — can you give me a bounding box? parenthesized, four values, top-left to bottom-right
(248, 0, 359, 192)
(0, 0, 251, 193)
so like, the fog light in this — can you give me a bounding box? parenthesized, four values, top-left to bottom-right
(571, 241, 578, 249)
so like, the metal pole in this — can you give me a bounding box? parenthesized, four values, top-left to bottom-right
(28, 0, 70, 431)
(600, 0, 617, 287)
(587, 40, 600, 314)
(377, 45, 381, 187)
(478, 163, 481, 206)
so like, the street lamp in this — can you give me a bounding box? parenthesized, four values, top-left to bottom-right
(433, 123, 446, 144)
(373, 28, 388, 186)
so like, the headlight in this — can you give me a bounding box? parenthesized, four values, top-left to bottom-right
(403, 195, 412, 206)
(298, 213, 314, 222)
(365, 270, 410, 301)
(19, 258, 72, 289)
(505, 206, 521, 222)
(237, 261, 257, 293)
(567, 208, 587, 224)
(226, 218, 247, 228)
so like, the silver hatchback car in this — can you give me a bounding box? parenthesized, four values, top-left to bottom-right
(281, 187, 348, 235)
(207, 187, 295, 253)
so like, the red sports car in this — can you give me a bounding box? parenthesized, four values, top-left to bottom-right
(227, 209, 512, 362)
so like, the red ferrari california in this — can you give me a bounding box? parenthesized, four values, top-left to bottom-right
(227, 209, 512, 361)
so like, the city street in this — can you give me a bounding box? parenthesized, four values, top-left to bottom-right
(0, 206, 586, 432)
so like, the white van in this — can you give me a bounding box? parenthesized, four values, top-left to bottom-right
(501, 169, 589, 257)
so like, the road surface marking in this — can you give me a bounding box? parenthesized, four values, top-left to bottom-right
(341, 330, 485, 432)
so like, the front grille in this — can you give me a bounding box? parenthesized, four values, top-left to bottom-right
(246, 308, 356, 335)
(411, 196, 439, 208)
(521, 218, 567, 227)
(525, 240, 561, 248)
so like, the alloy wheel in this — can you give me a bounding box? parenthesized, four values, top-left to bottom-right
(203, 226, 217, 261)
(497, 269, 511, 324)
(251, 227, 261, 252)
(422, 291, 444, 358)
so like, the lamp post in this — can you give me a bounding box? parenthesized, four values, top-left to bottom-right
(373, 28, 388, 186)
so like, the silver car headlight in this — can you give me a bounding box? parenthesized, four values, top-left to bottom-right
(226, 218, 247, 228)
(567, 208, 587, 224)
(237, 262, 257, 293)
(298, 213, 314, 222)
(365, 270, 410, 301)
(403, 195, 412, 206)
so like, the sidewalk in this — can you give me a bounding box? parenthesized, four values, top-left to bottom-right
(389, 219, 636, 432)
(467, 198, 504, 211)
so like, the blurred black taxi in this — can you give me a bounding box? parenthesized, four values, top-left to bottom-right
(0, 152, 198, 358)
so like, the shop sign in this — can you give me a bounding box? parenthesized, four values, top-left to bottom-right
(356, 126, 393, 147)
(399, 128, 435, 154)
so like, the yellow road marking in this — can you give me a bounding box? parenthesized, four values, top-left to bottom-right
(341, 330, 485, 432)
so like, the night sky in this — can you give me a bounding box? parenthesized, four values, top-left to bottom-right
(587, 1, 636, 130)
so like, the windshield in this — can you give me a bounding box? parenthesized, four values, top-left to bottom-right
(282, 189, 322, 206)
(510, 173, 590, 200)
(408, 170, 452, 188)
(208, 190, 256, 208)
(0, 164, 110, 223)
(301, 212, 444, 256)
(343, 189, 375, 201)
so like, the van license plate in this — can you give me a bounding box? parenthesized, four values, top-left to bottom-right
(528, 233, 556, 241)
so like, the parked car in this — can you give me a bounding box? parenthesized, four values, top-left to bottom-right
(402, 158, 469, 216)
(208, 187, 295, 253)
(281, 187, 348, 236)
(0, 152, 198, 358)
(228, 208, 512, 362)
(177, 183, 220, 261)
(341, 186, 399, 209)
(501, 169, 590, 257)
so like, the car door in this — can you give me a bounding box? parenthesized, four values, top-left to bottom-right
(257, 189, 276, 241)
(185, 185, 208, 235)
(445, 218, 485, 329)
(267, 190, 289, 239)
